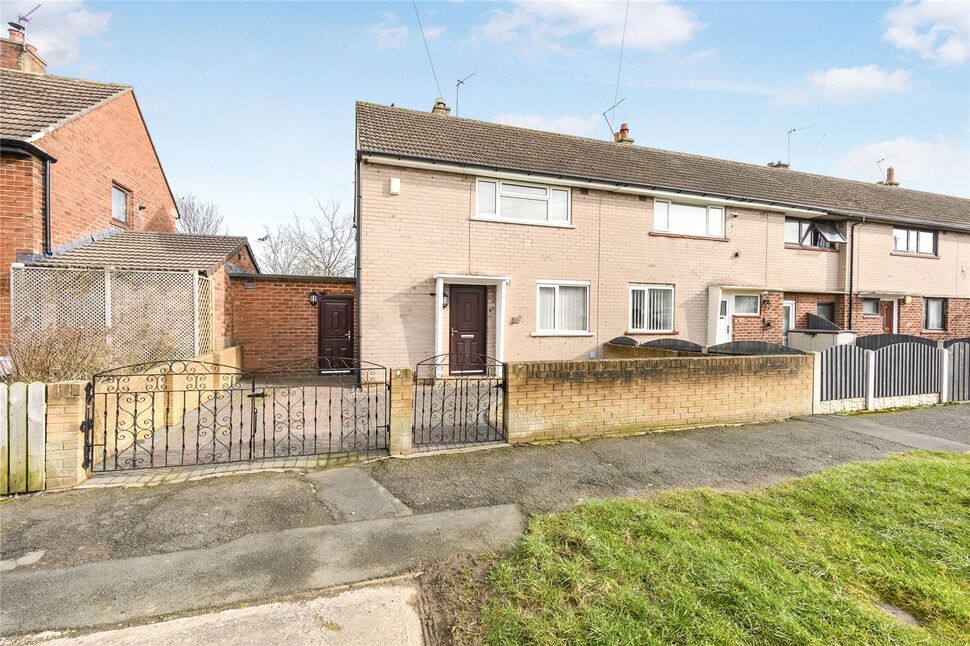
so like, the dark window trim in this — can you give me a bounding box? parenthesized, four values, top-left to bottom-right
(923, 297, 947, 331)
(111, 182, 132, 226)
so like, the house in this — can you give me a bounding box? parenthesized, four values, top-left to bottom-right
(0, 27, 179, 349)
(355, 100, 970, 370)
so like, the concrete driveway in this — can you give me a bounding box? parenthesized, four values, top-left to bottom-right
(1, 404, 967, 640)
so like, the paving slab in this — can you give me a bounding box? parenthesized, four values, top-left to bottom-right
(0, 504, 524, 636)
(304, 468, 412, 522)
(29, 584, 423, 646)
(809, 415, 970, 452)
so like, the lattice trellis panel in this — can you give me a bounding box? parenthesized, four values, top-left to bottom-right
(10, 267, 106, 334)
(196, 274, 215, 356)
(10, 266, 216, 362)
(111, 270, 195, 360)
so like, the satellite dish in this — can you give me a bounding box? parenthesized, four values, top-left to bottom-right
(8, 22, 25, 31)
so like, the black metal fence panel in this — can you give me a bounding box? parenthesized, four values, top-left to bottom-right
(949, 343, 970, 402)
(856, 334, 937, 351)
(819, 344, 868, 401)
(874, 343, 940, 398)
(412, 354, 506, 449)
(86, 358, 388, 471)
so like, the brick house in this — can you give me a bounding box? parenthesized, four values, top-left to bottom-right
(1, 29, 353, 371)
(355, 100, 969, 369)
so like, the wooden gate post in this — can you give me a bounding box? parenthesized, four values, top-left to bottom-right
(388, 368, 413, 456)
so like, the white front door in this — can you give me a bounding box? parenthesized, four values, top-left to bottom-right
(782, 301, 796, 345)
(716, 297, 732, 344)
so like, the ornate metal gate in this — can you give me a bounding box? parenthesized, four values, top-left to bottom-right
(85, 358, 388, 471)
(412, 354, 506, 449)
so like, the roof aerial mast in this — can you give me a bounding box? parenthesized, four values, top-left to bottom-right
(8, 3, 41, 33)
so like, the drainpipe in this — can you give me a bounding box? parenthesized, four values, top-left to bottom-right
(354, 150, 362, 363)
(847, 218, 866, 329)
(42, 158, 52, 255)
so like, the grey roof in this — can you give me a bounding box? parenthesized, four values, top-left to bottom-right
(29, 232, 251, 273)
(0, 68, 129, 141)
(356, 102, 970, 231)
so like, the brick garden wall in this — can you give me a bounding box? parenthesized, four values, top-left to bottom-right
(228, 274, 355, 371)
(503, 356, 813, 444)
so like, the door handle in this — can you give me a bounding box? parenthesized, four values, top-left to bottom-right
(460, 334, 474, 339)
(344, 331, 351, 339)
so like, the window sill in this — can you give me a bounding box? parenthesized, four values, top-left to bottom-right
(922, 329, 946, 334)
(626, 330, 678, 336)
(733, 313, 761, 318)
(890, 251, 938, 259)
(471, 216, 575, 229)
(649, 231, 727, 242)
(111, 218, 130, 228)
(531, 331, 594, 337)
(784, 243, 838, 253)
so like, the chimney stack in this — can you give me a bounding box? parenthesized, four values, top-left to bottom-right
(614, 123, 634, 145)
(1, 27, 46, 73)
(431, 97, 451, 116)
(767, 161, 790, 169)
(886, 166, 898, 186)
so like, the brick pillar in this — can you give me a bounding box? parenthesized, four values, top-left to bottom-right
(504, 363, 531, 445)
(45, 381, 90, 490)
(388, 368, 413, 456)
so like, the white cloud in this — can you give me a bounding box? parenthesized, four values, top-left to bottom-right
(0, 0, 110, 66)
(494, 113, 603, 137)
(773, 65, 913, 105)
(477, 1, 702, 55)
(423, 25, 446, 40)
(368, 23, 409, 50)
(833, 136, 970, 196)
(883, 0, 969, 66)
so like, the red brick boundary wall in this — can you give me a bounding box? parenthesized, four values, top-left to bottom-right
(228, 274, 355, 371)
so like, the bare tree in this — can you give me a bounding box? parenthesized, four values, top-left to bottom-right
(256, 199, 355, 276)
(176, 193, 226, 235)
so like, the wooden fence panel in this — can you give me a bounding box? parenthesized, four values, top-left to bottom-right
(2, 382, 47, 495)
(949, 343, 970, 402)
(0, 384, 7, 495)
(819, 344, 867, 401)
(874, 343, 940, 398)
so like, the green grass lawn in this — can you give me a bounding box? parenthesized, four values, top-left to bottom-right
(483, 452, 970, 645)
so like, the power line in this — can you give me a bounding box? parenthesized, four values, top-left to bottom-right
(412, 0, 442, 99)
(610, 0, 631, 130)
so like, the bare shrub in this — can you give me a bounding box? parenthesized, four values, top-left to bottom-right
(257, 199, 355, 276)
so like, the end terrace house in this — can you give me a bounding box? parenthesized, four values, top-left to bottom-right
(356, 100, 970, 369)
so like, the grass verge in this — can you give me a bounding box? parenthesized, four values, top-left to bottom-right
(483, 452, 970, 645)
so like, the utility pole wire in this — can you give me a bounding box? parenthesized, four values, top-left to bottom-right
(412, 0, 442, 99)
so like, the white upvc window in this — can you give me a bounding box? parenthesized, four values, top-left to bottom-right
(535, 280, 589, 335)
(893, 227, 937, 255)
(653, 199, 724, 238)
(476, 179, 571, 224)
(862, 298, 880, 315)
(733, 294, 760, 316)
(629, 284, 674, 333)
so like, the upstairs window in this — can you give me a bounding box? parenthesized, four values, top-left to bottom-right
(653, 200, 724, 238)
(893, 227, 937, 255)
(111, 185, 130, 223)
(925, 298, 946, 330)
(629, 284, 674, 333)
(784, 218, 845, 248)
(476, 179, 570, 224)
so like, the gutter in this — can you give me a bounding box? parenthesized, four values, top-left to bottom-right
(1, 139, 57, 255)
(360, 151, 970, 234)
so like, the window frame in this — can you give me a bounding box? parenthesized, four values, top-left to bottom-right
(628, 283, 675, 333)
(816, 302, 836, 323)
(652, 199, 725, 239)
(475, 178, 572, 226)
(733, 294, 760, 317)
(924, 298, 947, 331)
(892, 227, 938, 256)
(111, 183, 131, 224)
(533, 279, 591, 336)
(862, 298, 880, 316)
(784, 217, 844, 249)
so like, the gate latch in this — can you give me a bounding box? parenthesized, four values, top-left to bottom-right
(247, 392, 267, 399)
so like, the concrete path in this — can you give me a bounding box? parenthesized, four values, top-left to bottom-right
(305, 467, 412, 522)
(29, 584, 423, 646)
(0, 505, 523, 635)
(808, 414, 970, 452)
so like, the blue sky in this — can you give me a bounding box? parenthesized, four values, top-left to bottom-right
(4, 1, 968, 241)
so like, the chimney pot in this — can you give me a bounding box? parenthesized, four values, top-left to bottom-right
(431, 97, 451, 116)
(615, 122, 634, 145)
(886, 166, 898, 186)
(7, 28, 24, 42)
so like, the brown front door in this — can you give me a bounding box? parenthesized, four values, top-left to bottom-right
(880, 300, 894, 335)
(449, 285, 487, 374)
(319, 296, 353, 367)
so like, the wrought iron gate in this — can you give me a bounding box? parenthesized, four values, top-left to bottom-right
(412, 354, 506, 449)
(85, 358, 388, 471)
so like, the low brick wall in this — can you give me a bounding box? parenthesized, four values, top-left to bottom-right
(228, 274, 355, 371)
(45, 381, 88, 490)
(504, 356, 814, 444)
